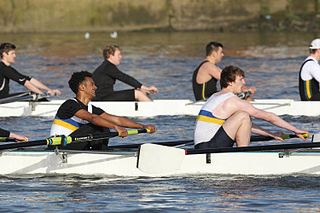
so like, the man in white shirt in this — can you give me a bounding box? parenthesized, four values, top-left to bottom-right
(299, 38, 320, 101)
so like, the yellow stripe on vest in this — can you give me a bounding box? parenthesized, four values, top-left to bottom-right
(306, 80, 311, 99)
(202, 83, 206, 100)
(196, 115, 225, 125)
(53, 119, 79, 131)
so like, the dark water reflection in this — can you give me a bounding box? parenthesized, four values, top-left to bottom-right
(0, 31, 320, 212)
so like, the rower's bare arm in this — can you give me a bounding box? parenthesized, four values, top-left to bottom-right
(207, 63, 221, 80)
(196, 63, 220, 83)
(74, 110, 128, 137)
(29, 78, 61, 96)
(251, 124, 284, 141)
(100, 112, 156, 133)
(236, 99, 308, 136)
(24, 80, 43, 94)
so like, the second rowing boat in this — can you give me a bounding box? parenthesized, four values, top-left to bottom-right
(0, 99, 320, 117)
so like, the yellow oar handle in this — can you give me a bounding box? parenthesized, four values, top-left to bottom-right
(127, 128, 149, 135)
(46, 129, 149, 145)
(46, 135, 73, 146)
(281, 133, 309, 140)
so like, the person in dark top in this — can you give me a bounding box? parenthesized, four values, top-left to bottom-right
(192, 41, 224, 101)
(50, 71, 156, 150)
(0, 42, 61, 99)
(92, 45, 158, 101)
(192, 41, 256, 101)
(299, 38, 320, 101)
(0, 127, 28, 141)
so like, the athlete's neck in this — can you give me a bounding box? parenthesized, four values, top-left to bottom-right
(75, 94, 91, 106)
(1, 59, 10, 66)
(206, 56, 217, 64)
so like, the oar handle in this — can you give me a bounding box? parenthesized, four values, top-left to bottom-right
(0, 137, 16, 142)
(251, 133, 308, 142)
(128, 128, 149, 135)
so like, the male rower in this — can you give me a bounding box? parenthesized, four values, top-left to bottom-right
(92, 45, 158, 101)
(50, 71, 156, 150)
(299, 38, 320, 101)
(194, 65, 307, 149)
(0, 42, 61, 99)
(0, 127, 28, 141)
(192, 41, 255, 101)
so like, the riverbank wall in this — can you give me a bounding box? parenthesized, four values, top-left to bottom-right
(0, 0, 319, 32)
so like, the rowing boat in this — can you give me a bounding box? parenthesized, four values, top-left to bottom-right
(0, 99, 320, 117)
(1, 138, 320, 176)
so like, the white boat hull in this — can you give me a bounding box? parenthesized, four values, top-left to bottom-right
(1, 149, 320, 176)
(0, 99, 319, 117)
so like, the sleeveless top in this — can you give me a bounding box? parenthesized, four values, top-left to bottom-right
(192, 60, 219, 101)
(299, 58, 320, 101)
(194, 92, 235, 145)
(50, 99, 93, 136)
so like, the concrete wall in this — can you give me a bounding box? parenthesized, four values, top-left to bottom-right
(0, 0, 318, 32)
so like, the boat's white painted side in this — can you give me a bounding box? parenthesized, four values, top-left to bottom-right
(1, 149, 320, 176)
(0, 99, 319, 117)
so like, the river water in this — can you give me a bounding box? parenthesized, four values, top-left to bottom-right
(0, 31, 320, 212)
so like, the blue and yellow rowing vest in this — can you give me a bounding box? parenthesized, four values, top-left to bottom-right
(50, 99, 93, 136)
(194, 92, 235, 145)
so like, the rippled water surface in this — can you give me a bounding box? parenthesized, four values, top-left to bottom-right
(0, 31, 320, 212)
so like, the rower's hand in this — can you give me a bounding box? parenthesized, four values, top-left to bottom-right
(242, 86, 256, 94)
(10, 133, 29, 142)
(142, 124, 156, 133)
(47, 89, 62, 96)
(140, 85, 158, 94)
(115, 126, 128, 137)
(295, 130, 309, 141)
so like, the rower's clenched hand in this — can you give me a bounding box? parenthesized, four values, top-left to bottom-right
(142, 124, 156, 133)
(115, 126, 128, 137)
(140, 85, 158, 94)
(47, 89, 62, 96)
(295, 130, 309, 141)
(10, 133, 28, 142)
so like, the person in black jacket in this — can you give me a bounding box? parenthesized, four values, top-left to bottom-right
(92, 45, 158, 101)
(0, 42, 61, 99)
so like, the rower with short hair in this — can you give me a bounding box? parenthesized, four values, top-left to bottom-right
(0, 42, 61, 99)
(92, 45, 158, 101)
(192, 41, 255, 101)
(50, 71, 156, 150)
(194, 65, 307, 149)
(299, 38, 320, 101)
(192, 41, 224, 101)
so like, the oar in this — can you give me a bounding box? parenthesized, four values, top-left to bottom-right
(0, 92, 31, 104)
(0, 129, 149, 151)
(0, 92, 50, 105)
(0, 137, 16, 142)
(110, 133, 307, 150)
